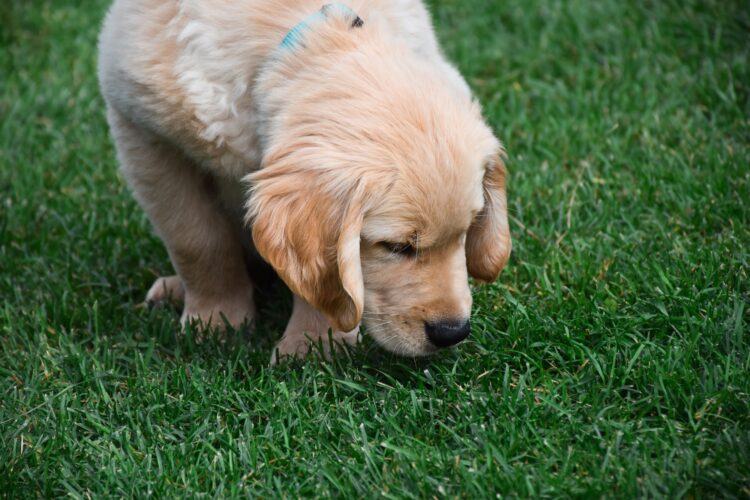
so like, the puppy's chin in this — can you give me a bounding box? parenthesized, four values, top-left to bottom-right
(363, 317, 439, 357)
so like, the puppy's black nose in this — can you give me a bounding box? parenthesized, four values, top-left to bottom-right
(425, 319, 471, 348)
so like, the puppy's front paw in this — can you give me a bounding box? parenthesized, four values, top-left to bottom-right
(145, 275, 185, 307)
(271, 327, 360, 365)
(180, 296, 256, 337)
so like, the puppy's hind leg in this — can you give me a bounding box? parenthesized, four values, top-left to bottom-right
(271, 294, 360, 364)
(146, 275, 185, 307)
(108, 108, 255, 333)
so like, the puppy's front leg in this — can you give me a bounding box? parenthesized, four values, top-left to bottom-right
(271, 294, 360, 364)
(107, 108, 255, 333)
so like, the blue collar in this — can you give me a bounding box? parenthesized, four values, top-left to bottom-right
(281, 3, 364, 50)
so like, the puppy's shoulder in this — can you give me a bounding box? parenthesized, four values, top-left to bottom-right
(99, 0, 264, 178)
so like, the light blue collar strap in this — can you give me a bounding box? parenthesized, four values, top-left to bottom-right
(281, 3, 364, 50)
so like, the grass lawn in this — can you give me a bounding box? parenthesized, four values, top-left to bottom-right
(2, 0, 749, 496)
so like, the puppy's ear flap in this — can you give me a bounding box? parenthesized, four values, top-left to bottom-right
(247, 170, 364, 332)
(466, 152, 512, 282)
(335, 206, 365, 329)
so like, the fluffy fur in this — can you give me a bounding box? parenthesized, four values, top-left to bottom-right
(98, 0, 512, 361)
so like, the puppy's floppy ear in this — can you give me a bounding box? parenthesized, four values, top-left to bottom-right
(466, 151, 512, 282)
(246, 167, 364, 332)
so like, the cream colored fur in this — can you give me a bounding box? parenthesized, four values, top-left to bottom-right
(98, 0, 511, 362)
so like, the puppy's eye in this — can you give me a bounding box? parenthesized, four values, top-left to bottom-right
(379, 241, 417, 257)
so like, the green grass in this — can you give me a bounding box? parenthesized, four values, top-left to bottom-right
(1, 0, 749, 496)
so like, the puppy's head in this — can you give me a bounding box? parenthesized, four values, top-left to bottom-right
(248, 6, 511, 355)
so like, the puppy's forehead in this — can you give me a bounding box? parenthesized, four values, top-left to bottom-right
(321, 46, 499, 244)
(362, 161, 485, 245)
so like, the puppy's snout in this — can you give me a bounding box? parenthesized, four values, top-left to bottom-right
(425, 319, 471, 348)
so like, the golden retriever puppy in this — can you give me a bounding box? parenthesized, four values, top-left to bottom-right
(98, 0, 511, 362)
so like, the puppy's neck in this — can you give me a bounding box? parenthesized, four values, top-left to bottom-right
(253, 4, 369, 153)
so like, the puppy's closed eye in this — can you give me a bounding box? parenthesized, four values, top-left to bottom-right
(379, 241, 417, 258)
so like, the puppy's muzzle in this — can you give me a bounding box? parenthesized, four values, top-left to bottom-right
(425, 319, 471, 348)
